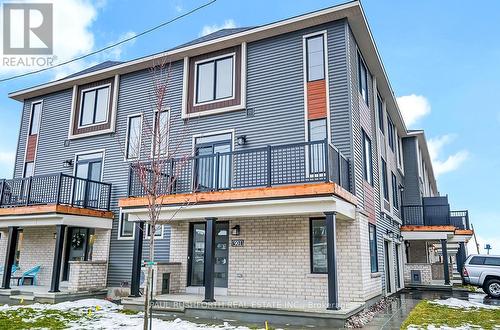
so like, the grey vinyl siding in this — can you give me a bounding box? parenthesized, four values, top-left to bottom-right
(402, 136, 422, 206)
(13, 101, 31, 178)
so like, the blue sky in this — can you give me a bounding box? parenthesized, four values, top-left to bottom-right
(0, 0, 498, 253)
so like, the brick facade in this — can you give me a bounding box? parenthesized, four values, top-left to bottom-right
(68, 260, 107, 291)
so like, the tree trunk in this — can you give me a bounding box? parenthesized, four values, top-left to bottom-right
(143, 225, 156, 330)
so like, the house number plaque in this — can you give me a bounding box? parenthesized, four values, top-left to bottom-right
(231, 239, 244, 247)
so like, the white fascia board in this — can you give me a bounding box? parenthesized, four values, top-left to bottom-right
(0, 213, 112, 229)
(401, 231, 450, 240)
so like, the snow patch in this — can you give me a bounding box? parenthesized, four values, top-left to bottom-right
(407, 325, 481, 330)
(429, 298, 499, 310)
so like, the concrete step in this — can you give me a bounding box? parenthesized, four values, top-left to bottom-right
(10, 294, 35, 301)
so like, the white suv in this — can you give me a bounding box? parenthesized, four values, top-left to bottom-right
(463, 255, 500, 298)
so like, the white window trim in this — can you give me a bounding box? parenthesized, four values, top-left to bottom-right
(124, 113, 143, 161)
(117, 209, 164, 240)
(150, 107, 171, 158)
(181, 43, 247, 119)
(68, 75, 120, 140)
(193, 52, 236, 106)
(77, 83, 112, 129)
(22, 99, 44, 177)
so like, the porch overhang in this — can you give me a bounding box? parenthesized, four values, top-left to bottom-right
(122, 196, 356, 222)
(0, 205, 113, 229)
(401, 226, 473, 242)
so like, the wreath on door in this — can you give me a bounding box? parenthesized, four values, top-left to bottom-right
(71, 232, 85, 249)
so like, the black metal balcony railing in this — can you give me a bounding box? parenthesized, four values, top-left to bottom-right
(128, 140, 351, 197)
(401, 205, 470, 230)
(0, 173, 112, 211)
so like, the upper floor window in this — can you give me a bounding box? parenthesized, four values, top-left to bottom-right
(29, 102, 42, 135)
(381, 157, 389, 201)
(23, 161, 34, 178)
(362, 130, 373, 185)
(391, 172, 399, 209)
(306, 35, 325, 81)
(377, 94, 384, 134)
(152, 109, 169, 156)
(387, 115, 395, 151)
(397, 135, 404, 169)
(358, 54, 369, 105)
(125, 114, 142, 160)
(196, 55, 234, 104)
(79, 85, 110, 127)
(308, 118, 327, 141)
(369, 223, 378, 273)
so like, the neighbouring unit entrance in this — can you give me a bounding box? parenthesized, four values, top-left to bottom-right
(62, 227, 93, 281)
(384, 240, 392, 294)
(188, 222, 229, 288)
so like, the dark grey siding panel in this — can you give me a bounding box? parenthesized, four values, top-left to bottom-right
(402, 136, 422, 206)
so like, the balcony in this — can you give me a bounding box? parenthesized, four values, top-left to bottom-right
(127, 140, 352, 200)
(401, 197, 470, 230)
(0, 173, 112, 212)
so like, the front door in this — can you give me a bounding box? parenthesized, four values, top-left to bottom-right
(188, 222, 229, 288)
(62, 227, 93, 281)
(384, 240, 392, 294)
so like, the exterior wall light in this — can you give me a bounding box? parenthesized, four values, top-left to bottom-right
(63, 159, 73, 168)
(231, 225, 240, 236)
(386, 230, 394, 239)
(237, 135, 247, 146)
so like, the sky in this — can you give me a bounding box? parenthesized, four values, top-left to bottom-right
(0, 0, 498, 254)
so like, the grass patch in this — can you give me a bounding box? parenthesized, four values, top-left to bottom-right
(401, 300, 500, 329)
(119, 308, 140, 315)
(0, 308, 87, 329)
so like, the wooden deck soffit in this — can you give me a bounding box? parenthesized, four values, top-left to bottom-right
(454, 229, 473, 236)
(119, 182, 357, 208)
(0, 205, 114, 219)
(401, 225, 456, 232)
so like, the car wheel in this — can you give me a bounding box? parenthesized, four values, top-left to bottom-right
(484, 279, 500, 298)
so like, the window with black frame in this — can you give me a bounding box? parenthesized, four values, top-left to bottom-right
(369, 223, 378, 273)
(196, 56, 234, 104)
(119, 213, 134, 238)
(79, 85, 110, 127)
(310, 218, 327, 273)
(308, 118, 327, 175)
(392, 172, 399, 209)
(194, 133, 232, 191)
(362, 130, 373, 185)
(358, 54, 369, 105)
(74, 152, 103, 208)
(381, 158, 389, 201)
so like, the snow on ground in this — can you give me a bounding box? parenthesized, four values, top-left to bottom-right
(407, 325, 480, 330)
(0, 299, 260, 330)
(429, 297, 500, 310)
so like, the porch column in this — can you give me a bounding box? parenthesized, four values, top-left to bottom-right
(130, 221, 144, 297)
(203, 217, 217, 302)
(1, 226, 19, 289)
(49, 224, 66, 292)
(441, 239, 450, 285)
(325, 211, 340, 310)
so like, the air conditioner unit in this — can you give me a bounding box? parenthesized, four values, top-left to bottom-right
(140, 264, 158, 294)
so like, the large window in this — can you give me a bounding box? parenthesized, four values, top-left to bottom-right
(152, 110, 169, 156)
(79, 85, 110, 127)
(29, 102, 42, 135)
(391, 172, 399, 209)
(126, 115, 142, 160)
(381, 158, 389, 201)
(195, 132, 232, 190)
(369, 224, 378, 273)
(310, 218, 327, 274)
(377, 94, 384, 134)
(362, 130, 373, 185)
(387, 116, 395, 151)
(306, 35, 325, 81)
(358, 54, 368, 105)
(196, 55, 234, 104)
(119, 213, 134, 238)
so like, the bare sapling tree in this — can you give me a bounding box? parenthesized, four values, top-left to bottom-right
(117, 57, 194, 330)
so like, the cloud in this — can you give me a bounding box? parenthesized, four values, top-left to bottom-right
(396, 94, 431, 128)
(200, 19, 237, 37)
(175, 4, 183, 13)
(427, 134, 469, 177)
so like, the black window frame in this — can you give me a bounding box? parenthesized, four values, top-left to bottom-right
(29, 101, 42, 136)
(391, 172, 399, 209)
(369, 223, 378, 273)
(358, 53, 369, 106)
(195, 55, 234, 104)
(125, 114, 142, 160)
(119, 213, 134, 238)
(381, 157, 389, 201)
(377, 94, 384, 134)
(79, 85, 111, 127)
(362, 130, 373, 186)
(387, 115, 395, 151)
(310, 218, 328, 274)
(305, 34, 325, 82)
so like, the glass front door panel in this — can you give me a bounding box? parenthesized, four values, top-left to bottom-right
(195, 134, 232, 191)
(74, 153, 102, 207)
(214, 222, 229, 287)
(190, 223, 205, 286)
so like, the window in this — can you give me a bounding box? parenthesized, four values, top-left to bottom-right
(310, 218, 327, 273)
(362, 130, 373, 185)
(391, 172, 399, 209)
(29, 102, 42, 135)
(146, 224, 163, 238)
(306, 35, 325, 81)
(152, 110, 169, 156)
(79, 85, 110, 127)
(119, 213, 134, 238)
(125, 115, 142, 160)
(381, 158, 389, 201)
(308, 118, 327, 141)
(377, 94, 384, 134)
(387, 116, 395, 151)
(397, 136, 404, 169)
(196, 56, 234, 104)
(369, 224, 378, 272)
(308, 119, 327, 174)
(358, 54, 368, 105)
(195, 132, 232, 190)
(23, 162, 34, 178)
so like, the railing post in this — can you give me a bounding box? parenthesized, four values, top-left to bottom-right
(106, 183, 112, 211)
(267, 145, 272, 187)
(71, 176, 76, 207)
(0, 179, 5, 207)
(337, 150, 342, 187)
(25, 176, 32, 206)
(324, 139, 330, 182)
(214, 153, 220, 191)
(127, 164, 133, 197)
(56, 173, 63, 205)
(83, 179, 90, 208)
(169, 159, 175, 194)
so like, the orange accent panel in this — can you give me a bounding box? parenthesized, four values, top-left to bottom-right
(307, 80, 327, 120)
(0, 204, 114, 219)
(401, 225, 456, 232)
(119, 182, 357, 208)
(455, 229, 473, 235)
(25, 134, 37, 162)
